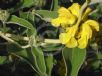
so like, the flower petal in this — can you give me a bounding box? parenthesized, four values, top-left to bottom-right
(81, 23, 93, 39)
(59, 33, 69, 44)
(66, 37, 77, 48)
(51, 16, 76, 27)
(51, 18, 61, 27)
(66, 25, 78, 36)
(58, 7, 72, 16)
(78, 36, 88, 49)
(68, 3, 80, 17)
(85, 20, 99, 31)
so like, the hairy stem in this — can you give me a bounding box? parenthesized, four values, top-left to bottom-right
(44, 39, 61, 44)
(0, 31, 30, 48)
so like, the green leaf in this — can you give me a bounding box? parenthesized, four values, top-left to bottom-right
(8, 15, 33, 29)
(42, 44, 62, 51)
(7, 44, 44, 75)
(21, 0, 34, 8)
(53, 0, 59, 11)
(45, 54, 54, 76)
(36, 10, 58, 18)
(97, 53, 102, 59)
(8, 15, 36, 35)
(0, 56, 7, 64)
(31, 47, 47, 75)
(19, 12, 35, 24)
(7, 44, 29, 59)
(97, 3, 102, 14)
(91, 60, 101, 70)
(63, 47, 86, 76)
(90, 3, 102, 20)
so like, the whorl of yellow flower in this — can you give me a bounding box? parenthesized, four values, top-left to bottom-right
(51, 3, 100, 49)
(59, 20, 99, 49)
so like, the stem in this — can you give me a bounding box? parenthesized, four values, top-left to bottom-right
(0, 31, 30, 49)
(0, 31, 60, 47)
(5, 33, 29, 41)
(44, 39, 61, 44)
(32, 10, 51, 22)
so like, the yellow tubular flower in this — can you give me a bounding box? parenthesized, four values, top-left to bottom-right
(59, 25, 78, 48)
(78, 22, 93, 49)
(68, 3, 80, 17)
(84, 20, 99, 31)
(51, 7, 76, 27)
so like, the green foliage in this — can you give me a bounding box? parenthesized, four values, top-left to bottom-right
(31, 47, 46, 75)
(63, 48, 86, 76)
(8, 15, 36, 34)
(45, 54, 54, 76)
(53, 0, 59, 10)
(0, 56, 7, 64)
(21, 0, 34, 8)
(0, 0, 102, 76)
(36, 10, 58, 18)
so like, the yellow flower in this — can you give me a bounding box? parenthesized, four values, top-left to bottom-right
(78, 20, 99, 49)
(51, 2, 100, 49)
(59, 25, 78, 48)
(51, 7, 76, 27)
(78, 24, 92, 49)
(68, 3, 80, 17)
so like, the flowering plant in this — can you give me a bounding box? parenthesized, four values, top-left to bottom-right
(0, 0, 102, 76)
